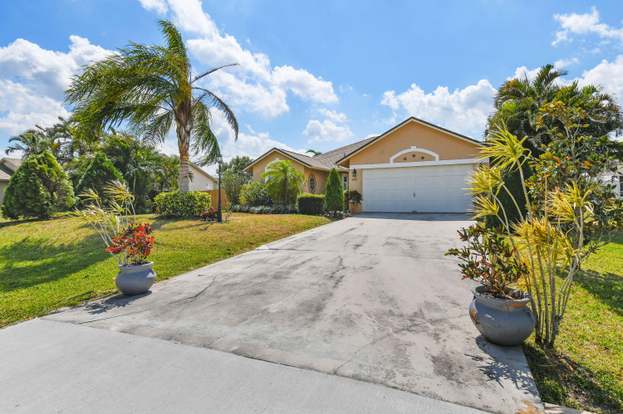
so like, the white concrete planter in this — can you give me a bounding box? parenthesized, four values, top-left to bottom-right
(116, 262, 156, 295)
(469, 285, 535, 346)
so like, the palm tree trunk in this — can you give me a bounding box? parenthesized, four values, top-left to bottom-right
(176, 108, 192, 192)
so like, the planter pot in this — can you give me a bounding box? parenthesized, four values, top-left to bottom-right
(116, 262, 156, 295)
(469, 285, 535, 346)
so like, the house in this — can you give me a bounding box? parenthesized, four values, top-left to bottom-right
(245, 117, 484, 213)
(0, 158, 22, 204)
(188, 163, 218, 191)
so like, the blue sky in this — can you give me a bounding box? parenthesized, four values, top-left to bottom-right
(1, 0, 622, 166)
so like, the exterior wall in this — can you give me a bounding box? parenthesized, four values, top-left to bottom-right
(343, 121, 481, 214)
(249, 151, 328, 194)
(0, 181, 7, 204)
(346, 121, 479, 166)
(189, 165, 216, 191)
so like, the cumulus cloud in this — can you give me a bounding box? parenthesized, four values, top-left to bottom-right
(142, 0, 338, 118)
(0, 35, 111, 100)
(381, 79, 496, 139)
(0, 36, 111, 141)
(138, 0, 168, 14)
(303, 109, 353, 144)
(579, 55, 623, 103)
(553, 7, 623, 46)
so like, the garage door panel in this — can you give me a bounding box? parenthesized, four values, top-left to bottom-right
(362, 164, 475, 213)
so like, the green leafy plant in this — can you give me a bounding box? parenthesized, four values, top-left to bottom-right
(324, 168, 344, 214)
(446, 223, 526, 298)
(74, 152, 124, 205)
(262, 159, 304, 206)
(462, 123, 621, 347)
(153, 191, 211, 217)
(2, 151, 75, 219)
(239, 181, 271, 207)
(297, 193, 325, 215)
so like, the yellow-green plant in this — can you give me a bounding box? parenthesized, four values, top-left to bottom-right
(469, 126, 617, 347)
(75, 180, 138, 266)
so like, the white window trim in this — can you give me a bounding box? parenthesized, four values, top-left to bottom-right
(389, 146, 439, 163)
(351, 158, 484, 170)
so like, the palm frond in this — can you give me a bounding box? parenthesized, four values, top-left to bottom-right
(191, 101, 221, 165)
(193, 86, 238, 139)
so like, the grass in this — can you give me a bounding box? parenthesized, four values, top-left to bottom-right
(0, 213, 329, 327)
(524, 232, 623, 413)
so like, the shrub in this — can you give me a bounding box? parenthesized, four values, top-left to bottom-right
(2, 151, 75, 219)
(75, 152, 124, 204)
(153, 191, 211, 217)
(297, 193, 325, 215)
(240, 181, 271, 207)
(324, 168, 344, 213)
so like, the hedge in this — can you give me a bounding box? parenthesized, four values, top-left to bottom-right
(153, 191, 211, 217)
(297, 193, 325, 215)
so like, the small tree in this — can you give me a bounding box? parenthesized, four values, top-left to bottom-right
(262, 160, 304, 206)
(324, 168, 344, 214)
(2, 151, 75, 219)
(75, 152, 125, 204)
(220, 156, 253, 204)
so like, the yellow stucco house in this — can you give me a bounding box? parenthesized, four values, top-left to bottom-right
(245, 117, 484, 213)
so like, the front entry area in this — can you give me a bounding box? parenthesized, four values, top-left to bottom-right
(361, 163, 477, 213)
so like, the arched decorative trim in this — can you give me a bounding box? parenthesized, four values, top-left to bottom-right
(389, 146, 439, 163)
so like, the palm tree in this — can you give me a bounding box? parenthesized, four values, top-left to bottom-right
(66, 20, 238, 192)
(262, 160, 304, 205)
(305, 149, 322, 156)
(5, 126, 55, 157)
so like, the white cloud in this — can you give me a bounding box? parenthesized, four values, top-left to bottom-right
(0, 36, 110, 140)
(0, 79, 71, 136)
(553, 7, 623, 46)
(303, 109, 353, 144)
(381, 79, 496, 139)
(138, 0, 168, 14)
(0, 35, 111, 100)
(141, 0, 338, 118)
(579, 55, 623, 103)
(272, 65, 337, 103)
(318, 108, 348, 123)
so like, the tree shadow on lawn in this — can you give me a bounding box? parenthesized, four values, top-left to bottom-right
(523, 342, 622, 413)
(574, 270, 622, 318)
(0, 234, 110, 292)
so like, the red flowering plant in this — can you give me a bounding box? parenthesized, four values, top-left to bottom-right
(106, 223, 155, 265)
(77, 180, 156, 266)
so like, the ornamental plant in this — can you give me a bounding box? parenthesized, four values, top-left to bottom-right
(324, 168, 344, 214)
(76, 180, 155, 266)
(456, 123, 621, 347)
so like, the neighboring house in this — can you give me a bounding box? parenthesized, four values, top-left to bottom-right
(246, 117, 484, 213)
(0, 158, 22, 205)
(602, 164, 623, 199)
(188, 163, 218, 192)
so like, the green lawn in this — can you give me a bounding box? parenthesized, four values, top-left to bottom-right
(524, 232, 623, 413)
(0, 213, 329, 327)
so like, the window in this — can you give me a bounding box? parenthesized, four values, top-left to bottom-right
(343, 174, 348, 189)
(309, 175, 316, 193)
(619, 175, 623, 198)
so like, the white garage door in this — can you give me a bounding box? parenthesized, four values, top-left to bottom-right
(362, 163, 476, 213)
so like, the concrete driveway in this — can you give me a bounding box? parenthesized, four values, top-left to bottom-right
(2, 214, 541, 413)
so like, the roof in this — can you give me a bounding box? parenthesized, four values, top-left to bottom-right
(245, 116, 482, 173)
(0, 157, 22, 173)
(245, 138, 376, 173)
(336, 116, 482, 165)
(0, 169, 10, 182)
(189, 163, 218, 182)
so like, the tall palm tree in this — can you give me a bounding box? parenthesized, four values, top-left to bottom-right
(305, 149, 322, 156)
(66, 20, 238, 192)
